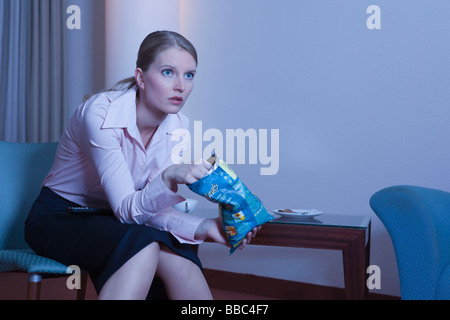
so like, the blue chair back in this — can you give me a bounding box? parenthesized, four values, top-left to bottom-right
(0, 141, 57, 250)
(370, 185, 450, 300)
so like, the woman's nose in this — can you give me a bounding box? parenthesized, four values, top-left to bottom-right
(174, 77, 186, 93)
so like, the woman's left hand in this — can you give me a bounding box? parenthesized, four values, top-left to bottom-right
(195, 218, 261, 250)
(239, 226, 261, 250)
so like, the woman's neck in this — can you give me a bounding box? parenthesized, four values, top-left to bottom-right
(135, 91, 167, 149)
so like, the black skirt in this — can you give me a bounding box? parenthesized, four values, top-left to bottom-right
(24, 187, 201, 296)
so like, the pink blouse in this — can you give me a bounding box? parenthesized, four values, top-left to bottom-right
(43, 87, 205, 244)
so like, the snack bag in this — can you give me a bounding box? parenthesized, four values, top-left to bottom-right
(188, 155, 273, 254)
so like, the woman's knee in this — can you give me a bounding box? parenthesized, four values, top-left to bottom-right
(126, 241, 160, 268)
(156, 245, 200, 277)
(155, 245, 211, 299)
(141, 242, 160, 258)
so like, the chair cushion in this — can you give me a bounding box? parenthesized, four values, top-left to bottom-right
(0, 249, 69, 274)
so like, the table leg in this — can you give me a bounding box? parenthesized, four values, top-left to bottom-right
(342, 233, 368, 300)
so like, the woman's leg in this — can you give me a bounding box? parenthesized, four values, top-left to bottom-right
(156, 245, 213, 300)
(98, 242, 211, 300)
(98, 242, 160, 300)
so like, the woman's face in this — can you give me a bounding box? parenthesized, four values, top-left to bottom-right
(136, 47, 197, 117)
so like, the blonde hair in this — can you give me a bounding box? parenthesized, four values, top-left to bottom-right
(83, 31, 198, 102)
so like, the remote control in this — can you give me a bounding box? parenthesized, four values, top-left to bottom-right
(67, 207, 113, 214)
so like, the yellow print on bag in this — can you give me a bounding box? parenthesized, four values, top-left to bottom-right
(233, 212, 245, 221)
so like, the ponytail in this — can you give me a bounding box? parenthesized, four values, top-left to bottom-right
(82, 77, 136, 103)
(83, 31, 197, 103)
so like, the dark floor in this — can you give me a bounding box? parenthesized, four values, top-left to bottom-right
(0, 272, 276, 300)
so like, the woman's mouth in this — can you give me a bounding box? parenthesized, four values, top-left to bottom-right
(169, 96, 184, 106)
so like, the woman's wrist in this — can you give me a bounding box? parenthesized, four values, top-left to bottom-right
(161, 167, 178, 192)
(195, 218, 229, 246)
(194, 218, 212, 241)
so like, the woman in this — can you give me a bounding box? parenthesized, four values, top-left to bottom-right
(25, 31, 258, 300)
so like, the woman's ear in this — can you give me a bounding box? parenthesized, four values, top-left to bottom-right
(135, 68, 145, 90)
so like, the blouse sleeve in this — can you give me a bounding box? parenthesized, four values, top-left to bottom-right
(78, 101, 185, 225)
(145, 207, 206, 244)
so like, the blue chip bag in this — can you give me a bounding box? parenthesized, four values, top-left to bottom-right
(188, 155, 273, 254)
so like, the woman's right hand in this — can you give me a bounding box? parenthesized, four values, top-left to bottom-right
(161, 160, 212, 191)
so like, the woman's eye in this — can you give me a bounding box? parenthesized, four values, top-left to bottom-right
(185, 73, 195, 80)
(162, 69, 173, 76)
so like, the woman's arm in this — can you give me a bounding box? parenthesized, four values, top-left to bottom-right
(78, 104, 186, 224)
(161, 161, 212, 189)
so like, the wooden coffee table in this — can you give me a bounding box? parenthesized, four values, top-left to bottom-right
(197, 209, 371, 300)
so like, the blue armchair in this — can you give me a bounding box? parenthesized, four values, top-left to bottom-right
(370, 185, 450, 300)
(0, 141, 87, 299)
